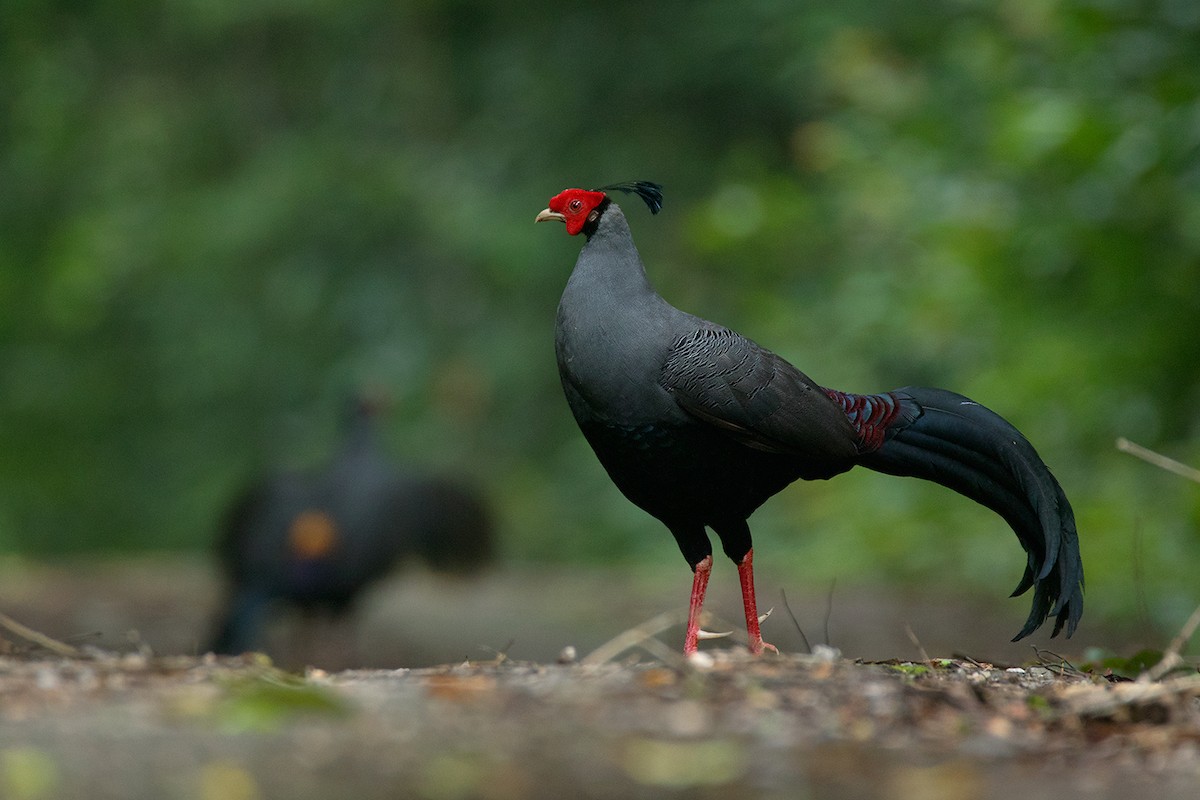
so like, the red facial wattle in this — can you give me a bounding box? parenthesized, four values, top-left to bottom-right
(537, 188, 608, 235)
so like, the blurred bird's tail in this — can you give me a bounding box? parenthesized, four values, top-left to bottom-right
(828, 385, 1084, 640)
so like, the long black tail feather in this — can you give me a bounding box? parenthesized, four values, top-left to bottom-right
(851, 386, 1083, 640)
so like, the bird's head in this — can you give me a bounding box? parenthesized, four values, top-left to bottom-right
(536, 181, 663, 236)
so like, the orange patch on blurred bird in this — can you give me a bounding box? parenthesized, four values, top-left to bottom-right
(288, 510, 339, 559)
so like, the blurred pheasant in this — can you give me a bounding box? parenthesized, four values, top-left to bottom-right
(208, 397, 494, 655)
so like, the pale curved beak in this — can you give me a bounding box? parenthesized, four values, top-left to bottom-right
(535, 208, 565, 224)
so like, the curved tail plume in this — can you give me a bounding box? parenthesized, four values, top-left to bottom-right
(831, 386, 1084, 640)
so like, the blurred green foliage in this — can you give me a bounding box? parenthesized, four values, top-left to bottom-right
(0, 1, 1197, 630)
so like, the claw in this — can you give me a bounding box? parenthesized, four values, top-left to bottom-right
(696, 610, 770, 642)
(696, 628, 733, 640)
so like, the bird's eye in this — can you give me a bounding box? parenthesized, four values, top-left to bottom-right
(568, 199, 583, 212)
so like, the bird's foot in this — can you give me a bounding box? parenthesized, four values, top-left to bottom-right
(682, 555, 715, 655)
(748, 637, 779, 656)
(748, 608, 777, 654)
(736, 549, 776, 655)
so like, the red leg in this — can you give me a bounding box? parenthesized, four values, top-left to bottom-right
(683, 555, 713, 655)
(738, 548, 778, 655)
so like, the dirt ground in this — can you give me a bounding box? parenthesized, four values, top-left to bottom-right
(0, 558, 1196, 799)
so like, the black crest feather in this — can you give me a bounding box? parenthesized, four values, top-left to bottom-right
(594, 181, 663, 215)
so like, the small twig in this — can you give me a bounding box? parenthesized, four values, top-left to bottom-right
(904, 624, 933, 668)
(1031, 646, 1086, 677)
(823, 578, 837, 647)
(1116, 437, 1200, 484)
(478, 638, 516, 666)
(951, 652, 988, 669)
(1140, 603, 1200, 683)
(1062, 672, 1200, 717)
(0, 612, 82, 658)
(632, 634, 684, 665)
(581, 610, 688, 667)
(779, 589, 811, 654)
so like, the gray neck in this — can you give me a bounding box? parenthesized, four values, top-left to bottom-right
(563, 204, 657, 305)
(555, 202, 688, 403)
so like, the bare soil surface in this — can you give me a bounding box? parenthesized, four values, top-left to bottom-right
(0, 558, 1196, 799)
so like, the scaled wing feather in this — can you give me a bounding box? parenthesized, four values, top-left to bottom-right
(659, 327, 858, 461)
